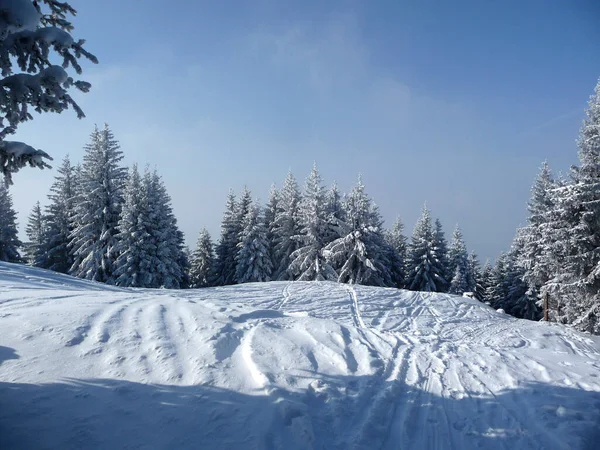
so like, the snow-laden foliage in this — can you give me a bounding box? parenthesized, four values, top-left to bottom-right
(68, 125, 126, 283)
(0, 183, 22, 261)
(272, 171, 302, 280)
(289, 164, 337, 281)
(323, 177, 392, 286)
(467, 251, 484, 300)
(406, 205, 447, 292)
(189, 228, 215, 288)
(214, 190, 239, 286)
(263, 183, 279, 271)
(38, 155, 76, 272)
(235, 204, 273, 283)
(0, 0, 97, 184)
(433, 218, 450, 291)
(23, 200, 44, 264)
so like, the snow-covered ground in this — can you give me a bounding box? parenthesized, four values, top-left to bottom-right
(1, 262, 599, 449)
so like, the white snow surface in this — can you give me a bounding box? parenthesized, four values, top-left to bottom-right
(1, 262, 600, 449)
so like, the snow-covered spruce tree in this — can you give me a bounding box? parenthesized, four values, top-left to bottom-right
(406, 204, 447, 292)
(289, 163, 337, 281)
(113, 165, 153, 288)
(189, 228, 215, 288)
(0, 0, 97, 184)
(263, 183, 279, 271)
(235, 204, 273, 283)
(214, 190, 239, 286)
(39, 155, 76, 272)
(433, 218, 450, 291)
(467, 251, 484, 299)
(272, 171, 302, 280)
(480, 260, 494, 304)
(448, 225, 470, 295)
(0, 183, 22, 262)
(142, 170, 188, 289)
(24, 200, 45, 264)
(385, 217, 408, 289)
(323, 176, 392, 286)
(69, 125, 126, 283)
(513, 162, 556, 310)
(488, 252, 511, 310)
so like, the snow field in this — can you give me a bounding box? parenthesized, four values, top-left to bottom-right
(1, 262, 600, 449)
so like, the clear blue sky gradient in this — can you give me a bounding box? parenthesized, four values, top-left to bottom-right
(9, 0, 600, 263)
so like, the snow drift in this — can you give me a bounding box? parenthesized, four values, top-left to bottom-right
(1, 262, 599, 449)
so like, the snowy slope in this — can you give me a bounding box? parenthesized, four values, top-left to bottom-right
(1, 262, 600, 450)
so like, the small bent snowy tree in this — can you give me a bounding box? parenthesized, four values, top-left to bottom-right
(235, 204, 273, 283)
(289, 164, 337, 281)
(69, 125, 126, 283)
(189, 228, 215, 288)
(323, 176, 392, 286)
(0, 0, 97, 184)
(406, 204, 447, 292)
(0, 183, 22, 261)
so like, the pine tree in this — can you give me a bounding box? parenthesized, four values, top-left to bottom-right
(24, 201, 45, 265)
(448, 225, 469, 295)
(467, 251, 483, 299)
(189, 228, 215, 288)
(143, 170, 188, 289)
(272, 171, 302, 280)
(488, 252, 510, 310)
(385, 217, 408, 289)
(214, 190, 239, 286)
(40, 155, 76, 272)
(0, 184, 22, 262)
(264, 184, 279, 270)
(406, 204, 447, 292)
(324, 182, 345, 245)
(69, 125, 127, 283)
(113, 165, 153, 287)
(289, 163, 337, 281)
(235, 204, 273, 283)
(434, 219, 450, 291)
(0, 0, 97, 184)
(480, 260, 494, 304)
(323, 176, 392, 286)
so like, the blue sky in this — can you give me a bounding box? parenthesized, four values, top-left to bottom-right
(9, 0, 600, 262)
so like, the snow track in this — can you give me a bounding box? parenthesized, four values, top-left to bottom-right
(1, 262, 600, 450)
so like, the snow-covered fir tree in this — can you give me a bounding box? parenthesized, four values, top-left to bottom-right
(113, 165, 153, 287)
(263, 184, 279, 271)
(235, 204, 273, 283)
(434, 218, 450, 291)
(324, 182, 345, 243)
(68, 125, 127, 283)
(142, 170, 188, 289)
(323, 176, 392, 286)
(467, 251, 483, 299)
(214, 190, 239, 286)
(189, 228, 215, 288)
(289, 164, 337, 281)
(385, 217, 408, 289)
(406, 204, 447, 292)
(24, 201, 45, 264)
(272, 171, 302, 280)
(448, 225, 469, 295)
(0, 0, 97, 184)
(480, 260, 495, 304)
(39, 155, 76, 272)
(0, 184, 22, 262)
(488, 252, 510, 310)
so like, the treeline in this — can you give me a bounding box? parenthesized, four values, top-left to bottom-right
(0, 124, 188, 288)
(495, 78, 600, 334)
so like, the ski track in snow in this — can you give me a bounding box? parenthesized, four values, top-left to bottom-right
(1, 262, 600, 449)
